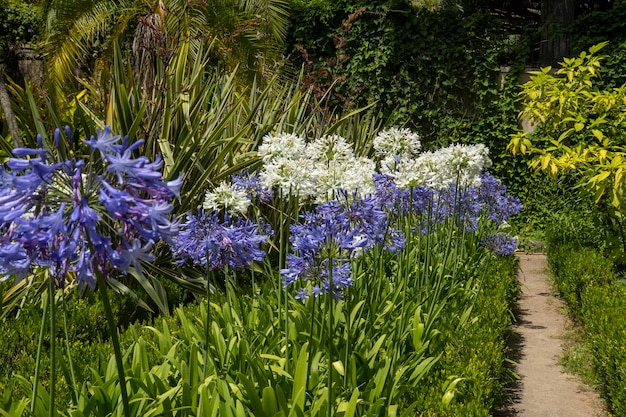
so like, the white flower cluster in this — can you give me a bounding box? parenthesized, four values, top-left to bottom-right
(374, 127, 422, 159)
(251, 130, 492, 203)
(389, 143, 492, 190)
(258, 133, 317, 198)
(258, 133, 374, 202)
(203, 182, 251, 215)
(374, 127, 422, 175)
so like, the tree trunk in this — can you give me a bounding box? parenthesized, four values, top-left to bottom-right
(0, 62, 23, 148)
(539, 0, 576, 66)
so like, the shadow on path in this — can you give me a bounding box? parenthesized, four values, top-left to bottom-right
(492, 254, 604, 417)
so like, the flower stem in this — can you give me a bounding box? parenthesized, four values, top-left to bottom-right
(62, 295, 79, 406)
(48, 276, 56, 417)
(98, 279, 131, 417)
(327, 261, 334, 417)
(31, 282, 48, 414)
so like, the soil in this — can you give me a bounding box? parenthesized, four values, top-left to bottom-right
(496, 253, 606, 417)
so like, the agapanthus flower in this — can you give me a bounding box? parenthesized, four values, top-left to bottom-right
(373, 127, 422, 159)
(388, 143, 492, 190)
(281, 194, 403, 300)
(257, 132, 307, 163)
(231, 170, 274, 203)
(170, 210, 270, 270)
(431, 185, 483, 232)
(203, 181, 251, 215)
(259, 132, 375, 201)
(480, 233, 518, 256)
(0, 126, 181, 289)
(260, 157, 317, 199)
(478, 172, 523, 224)
(311, 155, 375, 203)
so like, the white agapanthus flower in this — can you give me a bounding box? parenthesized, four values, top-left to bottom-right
(257, 133, 307, 163)
(389, 143, 491, 190)
(434, 143, 491, 189)
(313, 157, 375, 203)
(373, 127, 422, 159)
(260, 157, 317, 199)
(203, 182, 251, 215)
(306, 134, 355, 164)
(392, 152, 437, 189)
(307, 135, 375, 202)
(258, 132, 376, 201)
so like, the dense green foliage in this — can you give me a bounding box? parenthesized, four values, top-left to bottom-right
(547, 216, 626, 416)
(0, 1, 42, 46)
(414, 255, 519, 416)
(509, 43, 626, 262)
(1, 246, 520, 415)
(287, 1, 528, 144)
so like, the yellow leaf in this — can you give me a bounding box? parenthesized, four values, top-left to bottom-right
(575, 122, 584, 131)
(541, 155, 550, 171)
(550, 162, 559, 176)
(592, 129, 604, 141)
(333, 360, 345, 376)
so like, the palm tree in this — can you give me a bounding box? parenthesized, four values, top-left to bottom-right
(41, 0, 289, 98)
(0, 61, 23, 147)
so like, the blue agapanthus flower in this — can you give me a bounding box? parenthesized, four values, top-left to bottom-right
(170, 210, 270, 271)
(480, 233, 518, 256)
(231, 169, 274, 204)
(0, 126, 181, 289)
(427, 184, 483, 232)
(281, 193, 404, 301)
(478, 172, 523, 224)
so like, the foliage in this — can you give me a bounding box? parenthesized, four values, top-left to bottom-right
(508, 42, 626, 261)
(0, 121, 523, 414)
(286, 0, 530, 147)
(582, 284, 626, 416)
(546, 231, 626, 416)
(412, 255, 520, 416)
(548, 245, 614, 322)
(572, 0, 626, 89)
(40, 0, 290, 98)
(0, 1, 43, 46)
(1, 219, 520, 416)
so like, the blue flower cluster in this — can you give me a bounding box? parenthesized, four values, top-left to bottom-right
(480, 233, 518, 256)
(281, 193, 404, 301)
(170, 210, 270, 271)
(431, 185, 483, 232)
(0, 126, 181, 289)
(372, 173, 435, 216)
(231, 170, 274, 204)
(478, 173, 523, 224)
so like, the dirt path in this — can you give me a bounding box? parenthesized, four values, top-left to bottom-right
(497, 253, 604, 417)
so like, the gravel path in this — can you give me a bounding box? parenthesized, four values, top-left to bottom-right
(497, 253, 604, 417)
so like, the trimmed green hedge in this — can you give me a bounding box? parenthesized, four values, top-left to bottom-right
(547, 234, 626, 416)
(411, 255, 520, 416)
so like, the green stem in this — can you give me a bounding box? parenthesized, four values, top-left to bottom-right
(327, 261, 334, 417)
(343, 288, 350, 390)
(306, 295, 317, 394)
(62, 295, 79, 406)
(98, 279, 131, 417)
(31, 281, 49, 414)
(203, 269, 213, 378)
(48, 277, 56, 417)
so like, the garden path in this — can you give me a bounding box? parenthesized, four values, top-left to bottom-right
(498, 253, 605, 417)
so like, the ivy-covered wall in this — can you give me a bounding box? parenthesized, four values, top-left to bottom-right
(286, 0, 530, 145)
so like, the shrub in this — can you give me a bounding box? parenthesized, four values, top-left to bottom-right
(410, 255, 520, 416)
(548, 245, 614, 321)
(546, 234, 626, 416)
(582, 284, 626, 415)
